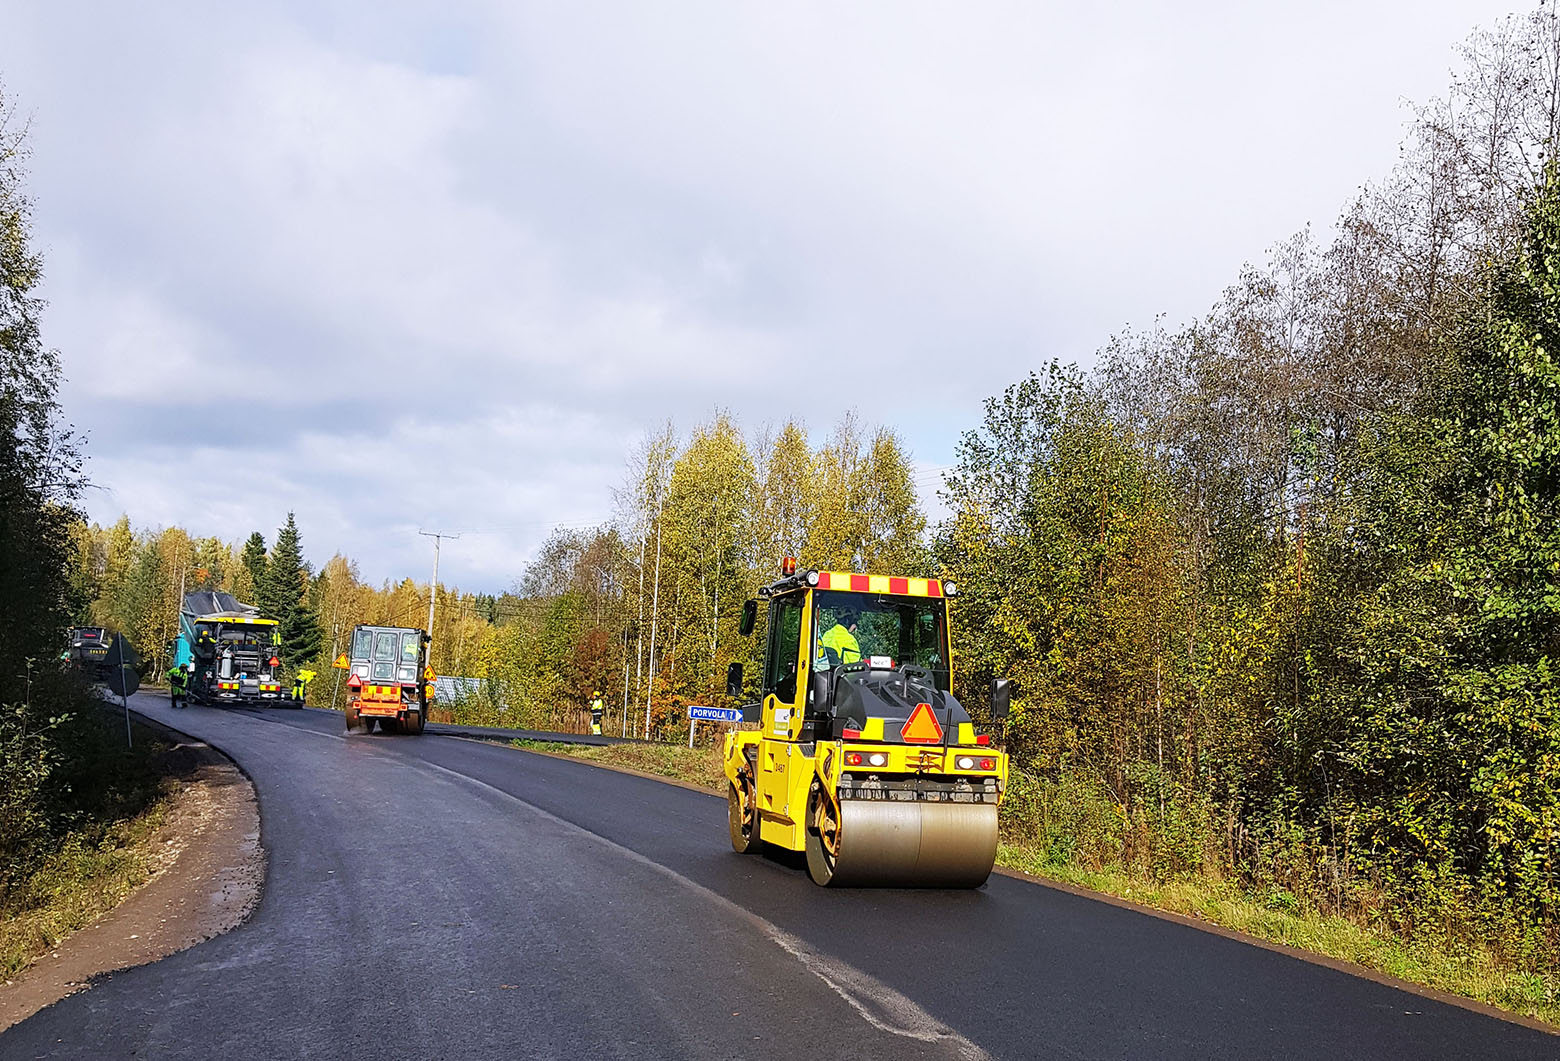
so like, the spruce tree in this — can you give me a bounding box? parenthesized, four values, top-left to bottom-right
(239, 532, 267, 606)
(260, 513, 322, 666)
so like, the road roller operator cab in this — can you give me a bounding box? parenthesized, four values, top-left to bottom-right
(723, 560, 1012, 887)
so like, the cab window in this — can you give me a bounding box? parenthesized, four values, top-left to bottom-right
(811, 590, 951, 691)
(401, 632, 420, 662)
(764, 595, 804, 701)
(352, 628, 373, 659)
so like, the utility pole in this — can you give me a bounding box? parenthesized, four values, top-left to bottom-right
(419, 530, 460, 670)
(621, 636, 631, 738)
(708, 494, 720, 705)
(630, 528, 646, 738)
(644, 499, 663, 741)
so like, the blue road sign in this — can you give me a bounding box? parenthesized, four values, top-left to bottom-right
(688, 705, 742, 723)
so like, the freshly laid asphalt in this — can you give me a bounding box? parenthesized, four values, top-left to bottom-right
(3, 694, 1554, 1059)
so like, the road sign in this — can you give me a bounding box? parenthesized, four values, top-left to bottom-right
(688, 705, 742, 723)
(333, 653, 349, 669)
(103, 633, 139, 670)
(106, 664, 140, 698)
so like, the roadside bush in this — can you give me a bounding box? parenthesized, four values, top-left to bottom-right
(0, 701, 62, 890)
(0, 672, 168, 906)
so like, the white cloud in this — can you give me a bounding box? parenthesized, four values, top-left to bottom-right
(4, 0, 1521, 589)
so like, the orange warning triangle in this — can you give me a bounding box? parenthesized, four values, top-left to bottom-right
(423, 665, 436, 681)
(333, 653, 349, 669)
(901, 702, 943, 744)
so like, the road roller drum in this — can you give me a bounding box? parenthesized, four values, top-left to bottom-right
(806, 796, 998, 887)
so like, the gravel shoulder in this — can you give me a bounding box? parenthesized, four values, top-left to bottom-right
(0, 708, 264, 1032)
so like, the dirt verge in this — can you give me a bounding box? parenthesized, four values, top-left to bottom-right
(0, 715, 264, 1032)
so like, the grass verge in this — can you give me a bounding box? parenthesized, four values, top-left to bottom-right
(999, 846, 1559, 1027)
(507, 737, 1559, 1029)
(510, 739, 726, 790)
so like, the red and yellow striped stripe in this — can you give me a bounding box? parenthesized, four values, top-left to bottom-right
(357, 684, 416, 699)
(814, 572, 943, 597)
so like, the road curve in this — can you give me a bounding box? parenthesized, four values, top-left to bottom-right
(3, 691, 1553, 1060)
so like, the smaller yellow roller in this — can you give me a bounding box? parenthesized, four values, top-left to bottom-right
(722, 560, 1011, 888)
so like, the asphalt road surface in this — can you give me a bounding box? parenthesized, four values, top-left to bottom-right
(4, 693, 1554, 1060)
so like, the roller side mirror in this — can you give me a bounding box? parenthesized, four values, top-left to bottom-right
(738, 599, 757, 637)
(990, 678, 1011, 720)
(725, 661, 744, 697)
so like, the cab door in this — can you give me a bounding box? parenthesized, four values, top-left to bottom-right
(398, 630, 424, 709)
(758, 594, 805, 821)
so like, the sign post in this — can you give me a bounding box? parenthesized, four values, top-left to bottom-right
(686, 704, 742, 748)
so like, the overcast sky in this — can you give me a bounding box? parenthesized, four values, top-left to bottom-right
(2, 1, 1522, 592)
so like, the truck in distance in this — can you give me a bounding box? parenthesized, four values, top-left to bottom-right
(65, 627, 113, 680)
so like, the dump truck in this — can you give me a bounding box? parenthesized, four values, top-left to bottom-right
(723, 560, 1011, 887)
(341, 624, 433, 734)
(65, 627, 113, 680)
(173, 591, 288, 706)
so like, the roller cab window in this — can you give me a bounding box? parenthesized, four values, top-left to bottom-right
(372, 631, 398, 681)
(812, 590, 951, 695)
(399, 632, 421, 681)
(765, 594, 804, 702)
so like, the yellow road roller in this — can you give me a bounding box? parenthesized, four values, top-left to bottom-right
(722, 560, 1011, 887)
